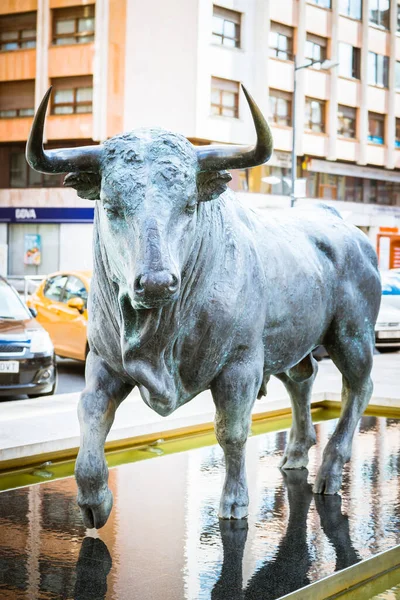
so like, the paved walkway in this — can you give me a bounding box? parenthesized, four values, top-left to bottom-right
(0, 353, 399, 465)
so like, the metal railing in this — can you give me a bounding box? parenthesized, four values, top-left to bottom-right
(7, 275, 46, 302)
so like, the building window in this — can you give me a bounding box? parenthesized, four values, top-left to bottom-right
(338, 42, 361, 79)
(52, 5, 95, 45)
(305, 98, 326, 132)
(10, 150, 63, 188)
(0, 81, 34, 119)
(261, 165, 291, 196)
(344, 177, 363, 202)
(305, 34, 327, 68)
(0, 108, 34, 118)
(0, 12, 36, 51)
(396, 118, 400, 148)
(229, 169, 249, 192)
(211, 77, 239, 118)
(51, 76, 93, 115)
(212, 5, 241, 48)
(309, 0, 332, 8)
(370, 180, 394, 205)
(368, 112, 385, 144)
(269, 90, 292, 126)
(398, 4, 400, 31)
(368, 52, 389, 87)
(369, 0, 390, 29)
(269, 22, 293, 61)
(338, 105, 356, 138)
(339, 0, 362, 19)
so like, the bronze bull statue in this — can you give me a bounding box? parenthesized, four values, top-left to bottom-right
(26, 86, 381, 529)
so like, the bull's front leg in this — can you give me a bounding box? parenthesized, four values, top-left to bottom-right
(75, 352, 132, 529)
(211, 353, 263, 519)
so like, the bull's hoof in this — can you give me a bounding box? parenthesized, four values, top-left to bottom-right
(280, 435, 316, 470)
(313, 466, 343, 495)
(78, 488, 113, 529)
(218, 502, 249, 520)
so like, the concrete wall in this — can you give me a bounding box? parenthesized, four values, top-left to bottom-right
(0, 188, 89, 208)
(123, 0, 199, 136)
(59, 224, 93, 271)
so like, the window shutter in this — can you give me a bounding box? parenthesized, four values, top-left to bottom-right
(213, 5, 241, 24)
(0, 81, 35, 110)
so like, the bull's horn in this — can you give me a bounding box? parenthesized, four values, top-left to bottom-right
(196, 84, 273, 172)
(26, 87, 103, 174)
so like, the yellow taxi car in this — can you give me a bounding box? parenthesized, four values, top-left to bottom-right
(28, 271, 91, 361)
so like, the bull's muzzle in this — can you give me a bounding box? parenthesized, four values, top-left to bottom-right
(134, 270, 180, 307)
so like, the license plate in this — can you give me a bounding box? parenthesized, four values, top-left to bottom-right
(377, 330, 400, 339)
(0, 361, 19, 373)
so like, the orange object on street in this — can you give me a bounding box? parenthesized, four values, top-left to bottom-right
(28, 271, 91, 361)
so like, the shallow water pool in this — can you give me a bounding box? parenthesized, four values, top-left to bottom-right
(0, 414, 400, 599)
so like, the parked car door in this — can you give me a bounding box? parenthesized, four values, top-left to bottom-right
(33, 274, 68, 351)
(54, 275, 88, 360)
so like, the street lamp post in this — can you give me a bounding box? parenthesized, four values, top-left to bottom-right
(290, 57, 339, 208)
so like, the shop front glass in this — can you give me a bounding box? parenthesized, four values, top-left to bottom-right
(8, 224, 60, 277)
(260, 165, 291, 195)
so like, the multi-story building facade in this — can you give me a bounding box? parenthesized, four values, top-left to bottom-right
(1, 0, 400, 277)
(0, 0, 125, 276)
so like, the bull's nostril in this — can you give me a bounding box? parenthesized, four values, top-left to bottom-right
(169, 275, 179, 292)
(134, 276, 144, 295)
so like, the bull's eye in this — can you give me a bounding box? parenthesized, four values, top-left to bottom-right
(103, 204, 121, 219)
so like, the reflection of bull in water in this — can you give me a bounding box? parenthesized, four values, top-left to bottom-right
(212, 471, 361, 600)
(74, 537, 112, 600)
(71, 474, 361, 600)
(27, 85, 380, 530)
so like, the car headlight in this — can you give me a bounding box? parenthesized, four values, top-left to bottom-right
(30, 331, 54, 355)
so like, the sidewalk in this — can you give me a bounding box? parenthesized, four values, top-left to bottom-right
(0, 353, 399, 467)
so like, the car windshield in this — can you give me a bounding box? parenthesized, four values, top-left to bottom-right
(0, 280, 31, 320)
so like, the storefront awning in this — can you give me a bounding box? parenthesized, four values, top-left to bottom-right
(308, 159, 400, 183)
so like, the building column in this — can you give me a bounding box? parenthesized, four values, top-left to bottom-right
(295, 0, 307, 158)
(386, 0, 397, 170)
(92, 0, 109, 142)
(327, 0, 339, 161)
(254, 0, 271, 121)
(35, 0, 49, 141)
(358, 0, 370, 166)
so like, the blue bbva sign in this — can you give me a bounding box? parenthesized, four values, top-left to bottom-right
(0, 207, 95, 223)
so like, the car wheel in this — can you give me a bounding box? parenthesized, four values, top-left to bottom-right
(377, 346, 400, 353)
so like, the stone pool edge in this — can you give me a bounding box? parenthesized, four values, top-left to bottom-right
(1, 390, 400, 473)
(279, 545, 400, 600)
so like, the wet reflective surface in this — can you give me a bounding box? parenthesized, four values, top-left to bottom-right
(1, 416, 400, 599)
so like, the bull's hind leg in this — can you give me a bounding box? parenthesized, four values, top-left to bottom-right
(211, 352, 263, 519)
(75, 352, 132, 529)
(275, 354, 318, 469)
(314, 326, 374, 495)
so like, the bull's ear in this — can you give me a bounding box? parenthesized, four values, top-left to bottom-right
(63, 171, 101, 201)
(197, 170, 232, 202)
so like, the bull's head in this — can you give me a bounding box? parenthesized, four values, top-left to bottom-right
(26, 85, 272, 309)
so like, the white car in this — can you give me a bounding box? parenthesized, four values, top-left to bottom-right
(375, 297, 400, 352)
(381, 270, 400, 310)
(313, 295, 400, 360)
